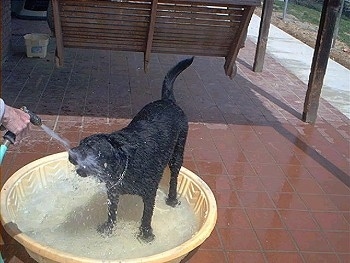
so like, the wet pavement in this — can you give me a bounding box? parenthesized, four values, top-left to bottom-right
(248, 14, 350, 119)
(1, 17, 349, 263)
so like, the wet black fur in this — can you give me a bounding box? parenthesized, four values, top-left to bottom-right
(68, 57, 194, 242)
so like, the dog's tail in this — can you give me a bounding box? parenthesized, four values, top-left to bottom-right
(161, 57, 194, 103)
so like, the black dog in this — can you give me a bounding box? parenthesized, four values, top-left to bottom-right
(68, 57, 193, 242)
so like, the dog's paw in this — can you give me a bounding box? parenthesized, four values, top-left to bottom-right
(138, 227, 155, 243)
(166, 197, 181, 207)
(97, 222, 114, 237)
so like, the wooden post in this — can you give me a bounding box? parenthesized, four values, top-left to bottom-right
(144, 0, 158, 72)
(52, 0, 64, 67)
(224, 7, 255, 78)
(302, 0, 342, 123)
(253, 0, 274, 72)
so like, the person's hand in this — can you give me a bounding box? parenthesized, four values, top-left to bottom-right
(2, 105, 30, 143)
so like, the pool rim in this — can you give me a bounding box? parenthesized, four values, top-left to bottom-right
(1, 151, 217, 263)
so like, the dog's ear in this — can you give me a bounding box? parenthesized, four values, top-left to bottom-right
(113, 146, 128, 165)
(107, 135, 136, 160)
(114, 144, 137, 162)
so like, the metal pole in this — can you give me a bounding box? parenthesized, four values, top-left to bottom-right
(283, 0, 289, 21)
(332, 0, 345, 47)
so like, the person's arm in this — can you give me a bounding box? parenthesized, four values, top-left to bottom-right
(0, 99, 30, 141)
(0, 99, 5, 121)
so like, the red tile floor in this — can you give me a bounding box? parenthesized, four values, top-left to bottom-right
(1, 18, 349, 263)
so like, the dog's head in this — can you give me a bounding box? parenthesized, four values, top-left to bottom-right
(68, 134, 128, 183)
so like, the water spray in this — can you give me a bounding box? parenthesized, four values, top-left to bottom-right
(0, 106, 42, 165)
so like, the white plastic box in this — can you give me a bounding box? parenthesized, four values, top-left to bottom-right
(24, 33, 50, 58)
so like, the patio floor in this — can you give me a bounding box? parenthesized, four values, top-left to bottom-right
(1, 18, 349, 263)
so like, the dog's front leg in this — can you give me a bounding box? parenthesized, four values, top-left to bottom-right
(97, 189, 119, 237)
(138, 195, 156, 242)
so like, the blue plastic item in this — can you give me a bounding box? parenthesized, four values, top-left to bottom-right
(0, 143, 9, 165)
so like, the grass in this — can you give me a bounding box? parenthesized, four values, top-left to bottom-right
(273, 1, 350, 46)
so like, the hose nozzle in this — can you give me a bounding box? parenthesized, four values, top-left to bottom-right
(21, 106, 42, 126)
(0, 106, 42, 165)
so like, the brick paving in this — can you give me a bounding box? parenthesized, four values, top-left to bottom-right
(1, 18, 349, 263)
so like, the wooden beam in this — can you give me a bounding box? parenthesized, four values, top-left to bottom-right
(253, 0, 274, 72)
(302, 0, 342, 123)
(144, 0, 158, 71)
(52, 0, 64, 67)
(224, 6, 255, 78)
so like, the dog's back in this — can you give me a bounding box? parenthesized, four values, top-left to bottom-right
(120, 57, 193, 172)
(127, 57, 194, 128)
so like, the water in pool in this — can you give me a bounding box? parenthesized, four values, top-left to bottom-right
(13, 171, 199, 260)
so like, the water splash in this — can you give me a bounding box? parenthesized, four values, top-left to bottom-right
(40, 124, 71, 149)
(68, 149, 104, 178)
(14, 172, 199, 260)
